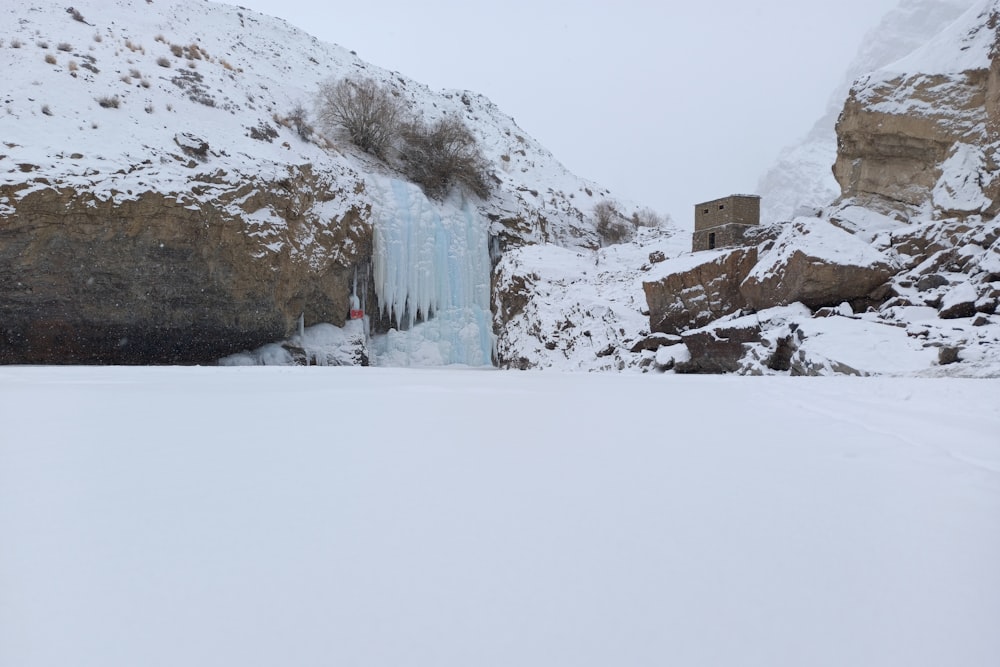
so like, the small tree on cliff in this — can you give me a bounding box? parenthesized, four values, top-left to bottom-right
(315, 77, 401, 157)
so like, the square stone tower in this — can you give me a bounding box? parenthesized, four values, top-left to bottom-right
(692, 194, 761, 252)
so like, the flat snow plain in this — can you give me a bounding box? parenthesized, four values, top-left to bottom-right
(2, 367, 998, 667)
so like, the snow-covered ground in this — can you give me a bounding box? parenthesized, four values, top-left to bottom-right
(2, 367, 998, 667)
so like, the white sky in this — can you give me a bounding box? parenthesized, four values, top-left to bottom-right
(222, 0, 900, 223)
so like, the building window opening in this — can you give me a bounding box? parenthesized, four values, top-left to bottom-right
(702, 208, 709, 214)
(708, 232, 716, 249)
(719, 204, 725, 210)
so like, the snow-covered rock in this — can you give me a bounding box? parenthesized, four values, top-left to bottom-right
(757, 0, 975, 224)
(642, 246, 758, 335)
(834, 0, 1000, 220)
(740, 218, 896, 311)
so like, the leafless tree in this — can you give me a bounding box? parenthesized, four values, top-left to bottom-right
(632, 207, 668, 228)
(315, 77, 401, 157)
(594, 200, 634, 245)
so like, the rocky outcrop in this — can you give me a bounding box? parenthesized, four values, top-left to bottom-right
(642, 247, 757, 335)
(740, 219, 896, 311)
(675, 322, 761, 374)
(0, 166, 370, 364)
(834, 1, 1000, 219)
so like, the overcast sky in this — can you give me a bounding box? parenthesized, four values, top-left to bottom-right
(223, 0, 900, 224)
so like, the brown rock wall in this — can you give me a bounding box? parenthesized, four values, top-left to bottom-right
(0, 168, 370, 363)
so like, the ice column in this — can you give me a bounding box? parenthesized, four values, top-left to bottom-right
(371, 176, 494, 366)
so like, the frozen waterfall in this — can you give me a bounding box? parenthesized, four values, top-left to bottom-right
(370, 177, 495, 367)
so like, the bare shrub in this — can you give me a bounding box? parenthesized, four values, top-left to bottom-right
(154, 34, 166, 44)
(96, 95, 120, 109)
(220, 58, 234, 71)
(170, 43, 183, 57)
(140, 78, 151, 88)
(398, 116, 492, 199)
(44, 53, 57, 65)
(41, 104, 52, 116)
(315, 77, 401, 157)
(129, 68, 141, 79)
(93, 33, 102, 43)
(11, 39, 22, 48)
(156, 56, 170, 68)
(631, 207, 668, 228)
(594, 200, 634, 245)
(37, 41, 49, 49)
(69, 7, 86, 23)
(57, 42, 72, 52)
(68, 60, 78, 72)
(286, 103, 313, 141)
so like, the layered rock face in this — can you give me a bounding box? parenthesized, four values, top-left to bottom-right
(0, 168, 370, 363)
(642, 247, 757, 335)
(834, 1, 1000, 219)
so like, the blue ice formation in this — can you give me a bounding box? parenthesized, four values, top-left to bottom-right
(370, 177, 495, 367)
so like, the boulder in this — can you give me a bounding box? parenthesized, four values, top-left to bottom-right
(675, 321, 762, 374)
(629, 332, 683, 353)
(938, 283, 978, 319)
(740, 218, 895, 311)
(642, 246, 757, 335)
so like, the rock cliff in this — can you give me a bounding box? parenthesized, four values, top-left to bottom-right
(834, 1, 1000, 219)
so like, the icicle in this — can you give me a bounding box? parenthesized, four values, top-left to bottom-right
(370, 176, 495, 366)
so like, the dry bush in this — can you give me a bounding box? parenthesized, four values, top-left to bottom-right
(37, 41, 49, 49)
(44, 53, 57, 65)
(140, 78, 151, 88)
(129, 68, 141, 79)
(315, 77, 402, 157)
(631, 207, 668, 228)
(41, 104, 52, 116)
(120, 75, 132, 84)
(11, 39, 22, 48)
(68, 60, 78, 72)
(286, 103, 314, 141)
(93, 33, 102, 43)
(69, 7, 86, 23)
(398, 116, 492, 199)
(57, 42, 72, 52)
(170, 43, 183, 57)
(156, 56, 170, 68)
(594, 200, 634, 245)
(154, 34, 166, 43)
(96, 95, 120, 109)
(220, 58, 234, 71)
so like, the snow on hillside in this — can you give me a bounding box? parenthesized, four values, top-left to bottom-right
(494, 226, 688, 371)
(756, 0, 975, 223)
(0, 0, 631, 245)
(1, 367, 998, 667)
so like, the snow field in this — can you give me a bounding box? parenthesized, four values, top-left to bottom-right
(1, 367, 998, 667)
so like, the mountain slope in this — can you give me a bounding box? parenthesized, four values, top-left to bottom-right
(0, 0, 656, 364)
(756, 0, 974, 224)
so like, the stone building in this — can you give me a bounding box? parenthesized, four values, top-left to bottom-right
(692, 194, 760, 252)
